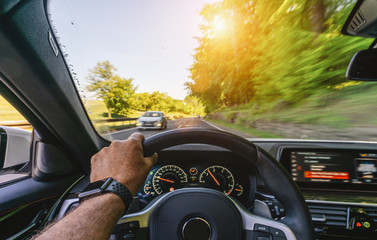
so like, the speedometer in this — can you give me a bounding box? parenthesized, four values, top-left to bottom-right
(199, 165, 234, 195)
(152, 165, 188, 195)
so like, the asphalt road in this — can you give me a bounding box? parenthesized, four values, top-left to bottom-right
(110, 117, 252, 140)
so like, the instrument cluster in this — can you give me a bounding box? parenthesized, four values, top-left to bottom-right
(137, 162, 252, 206)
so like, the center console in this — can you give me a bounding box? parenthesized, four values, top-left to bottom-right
(287, 149, 377, 184)
(278, 148, 377, 239)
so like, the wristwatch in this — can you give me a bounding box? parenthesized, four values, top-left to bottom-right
(78, 177, 133, 210)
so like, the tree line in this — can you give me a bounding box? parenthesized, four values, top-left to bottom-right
(185, 0, 372, 113)
(87, 61, 204, 118)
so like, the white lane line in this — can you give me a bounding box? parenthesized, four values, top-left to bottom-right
(105, 127, 137, 138)
(201, 119, 224, 131)
(111, 127, 138, 135)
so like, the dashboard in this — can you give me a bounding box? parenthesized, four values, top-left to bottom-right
(132, 142, 377, 239)
(57, 140, 377, 240)
(136, 145, 257, 208)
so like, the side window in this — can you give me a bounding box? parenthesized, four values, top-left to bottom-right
(0, 95, 32, 184)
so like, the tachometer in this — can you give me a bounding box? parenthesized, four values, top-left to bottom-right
(199, 165, 234, 195)
(152, 165, 188, 195)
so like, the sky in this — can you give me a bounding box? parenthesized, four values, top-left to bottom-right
(48, 0, 219, 100)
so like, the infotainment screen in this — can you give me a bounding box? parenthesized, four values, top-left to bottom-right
(289, 150, 377, 185)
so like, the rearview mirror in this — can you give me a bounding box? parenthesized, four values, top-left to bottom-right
(346, 48, 377, 81)
(342, 0, 377, 38)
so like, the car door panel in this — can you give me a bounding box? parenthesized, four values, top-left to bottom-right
(0, 174, 83, 239)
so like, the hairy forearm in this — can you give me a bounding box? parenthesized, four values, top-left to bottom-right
(34, 193, 125, 240)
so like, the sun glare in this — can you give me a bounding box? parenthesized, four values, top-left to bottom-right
(213, 15, 227, 34)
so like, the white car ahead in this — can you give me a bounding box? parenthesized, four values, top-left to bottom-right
(137, 111, 167, 130)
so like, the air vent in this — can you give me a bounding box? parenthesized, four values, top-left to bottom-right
(350, 10, 366, 31)
(364, 207, 377, 224)
(308, 202, 348, 228)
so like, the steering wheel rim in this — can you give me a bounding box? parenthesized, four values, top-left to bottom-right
(138, 128, 314, 240)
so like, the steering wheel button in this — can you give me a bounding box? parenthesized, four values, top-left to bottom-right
(109, 233, 118, 240)
(125, 221, 139, 229)
(269, 227, 286, 238)
(273, 237, 287, 240)
(122, 233, 136, 240)
(256, 236, 270, 240)
(254, 224, 269, 233)
(114, 221, 139, 233)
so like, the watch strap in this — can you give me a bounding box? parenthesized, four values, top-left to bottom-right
(78, 178, 133, 210)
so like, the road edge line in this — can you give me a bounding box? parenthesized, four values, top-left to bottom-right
(201, 119, 224, 131)
(108, 127, 138, 137)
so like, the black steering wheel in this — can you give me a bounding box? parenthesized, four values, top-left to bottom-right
(120, 128, 314, 240)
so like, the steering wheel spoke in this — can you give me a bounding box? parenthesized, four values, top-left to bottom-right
(233, 199, 296, 240)
(118, 194, 169, 228)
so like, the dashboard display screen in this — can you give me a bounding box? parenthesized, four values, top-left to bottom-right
(290, 151, 377, 184)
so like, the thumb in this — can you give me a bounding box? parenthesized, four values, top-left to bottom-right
(145, 153, 158, 167)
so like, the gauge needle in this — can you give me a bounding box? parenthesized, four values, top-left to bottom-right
(208, 170, 220, 186)
(235, 188, 241, 192)
(155, 177, 175, 183)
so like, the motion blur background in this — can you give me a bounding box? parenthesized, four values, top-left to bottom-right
(3, 0, 376, 141)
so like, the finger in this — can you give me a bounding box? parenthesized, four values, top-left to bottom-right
(128, 132, 145, 143)
(145, 153, 158, 166)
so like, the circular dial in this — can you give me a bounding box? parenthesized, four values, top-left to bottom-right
(143, 181, 152, 195)
(199, 165, 234, 195)
(234, 183, 243, 196)
(152, 165, 188, 195)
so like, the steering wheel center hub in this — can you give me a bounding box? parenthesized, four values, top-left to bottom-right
(149, 188, 243, 240)
(182, 217, 211, 240)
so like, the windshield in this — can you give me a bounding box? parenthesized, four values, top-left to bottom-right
(47, 0, 376, 142)
(143, 112, 162, 117)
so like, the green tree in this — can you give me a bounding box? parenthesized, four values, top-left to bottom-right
(133, 91, 171, 113)
(87, 61, 137, 117)
(184, 96, 206, 115)
(186, 0, 371, 113)
(133, 91, 205, 116)
(133, 93, 152, 111)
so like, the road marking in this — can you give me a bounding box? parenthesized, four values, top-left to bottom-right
(201, 119, 224, 131)
(110, 127, 138, 137)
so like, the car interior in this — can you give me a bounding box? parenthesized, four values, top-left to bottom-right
(1, 0, 377, 240)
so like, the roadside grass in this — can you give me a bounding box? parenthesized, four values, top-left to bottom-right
(85, 100, 143, 119)
(270, 83, 377, 128)
(85, 99, 107, 119)
(207, 119, 283, 138)
(213, 82, 377, 130)
(0, 96, 32, 131)
(0, 96, 27, 121)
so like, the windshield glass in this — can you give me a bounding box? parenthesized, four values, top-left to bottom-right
(47, 0, 376, 142)
(143, 112, 162, 117)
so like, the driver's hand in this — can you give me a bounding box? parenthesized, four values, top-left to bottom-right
(90, 132, 158, 195)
